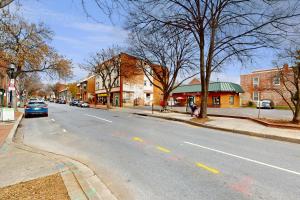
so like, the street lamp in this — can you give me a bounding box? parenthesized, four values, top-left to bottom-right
(7, 64, 16, 108)
(7, 64, 16, 79)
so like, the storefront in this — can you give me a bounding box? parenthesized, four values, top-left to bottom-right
(171, 82, 244, 108)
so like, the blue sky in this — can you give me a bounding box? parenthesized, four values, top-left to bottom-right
(9, 0, 278, 84)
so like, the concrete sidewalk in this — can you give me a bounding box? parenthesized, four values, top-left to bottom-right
(136, 111, 300, 144)
(0, 113, 118, 200)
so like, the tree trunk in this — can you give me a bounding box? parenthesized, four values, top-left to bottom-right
(106, 92, 111, 109)
(199, 82, 208, 118)
(161, 93, 169, 112)
(292, 102, 300, 124)
(12, 89, 18, 111)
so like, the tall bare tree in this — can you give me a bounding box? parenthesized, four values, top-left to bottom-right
(82, 47, 121, 109)
(129, 27, 198, 110)
(86, 0, 300, 118)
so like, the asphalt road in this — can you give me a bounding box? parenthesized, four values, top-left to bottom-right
(17, 103, 300, 200)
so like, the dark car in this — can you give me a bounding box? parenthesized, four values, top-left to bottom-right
(77, 101, 83, 107)
(59, 99, 66, 104)
(55, 99, 60, 103)
(69, 100, 79, 106)
(25, 101, 48, 118)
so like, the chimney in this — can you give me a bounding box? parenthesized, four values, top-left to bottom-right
(283, 64, 289, 73)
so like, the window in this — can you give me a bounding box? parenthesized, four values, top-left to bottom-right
(115, 79, 119, 87)
(144, 80, 147, 86)
(229, 96, 234, 105)
(253, 77, 259, 87)
(150, 82, 153, 87)
(273, 76, 280, 85)
(253, 92, 259, 101)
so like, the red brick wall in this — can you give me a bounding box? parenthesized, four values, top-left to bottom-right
(240, 66, 293, 106)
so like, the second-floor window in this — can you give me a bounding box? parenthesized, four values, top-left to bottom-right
(253, 77, 259, 87)
(273, 76, 280, 85)
(144, 80, 147, 86)
(253, 91, 259, 101)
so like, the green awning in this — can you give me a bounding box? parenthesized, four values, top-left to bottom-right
(172, 82, 244, 94)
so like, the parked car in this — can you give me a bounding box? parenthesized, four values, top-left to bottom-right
(59, 99, 66, 104)
(55, 99, 60, 103)
(69, 100, 79, 106)
(49, 99, 54, 102)
(257, 99, 274, 109)
(25, 101, 48, 118)
(77, 101, 83, 107)
(80, 102, 89, 108)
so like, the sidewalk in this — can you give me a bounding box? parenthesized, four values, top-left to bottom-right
(135, 111, 300, 144)
(0, 113, 118, 200)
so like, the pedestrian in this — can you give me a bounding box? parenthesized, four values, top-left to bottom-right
(190, 103, 197, 117)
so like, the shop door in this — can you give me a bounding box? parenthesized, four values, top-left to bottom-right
(212, 96, 220, 107)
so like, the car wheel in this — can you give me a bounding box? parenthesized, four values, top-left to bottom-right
(45, 113, 48, 117)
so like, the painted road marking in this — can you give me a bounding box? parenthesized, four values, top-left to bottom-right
(133, 137, 144, 142)
(196, 162, 220, 174)
(62, 129, 67, 133)
(185, 141, 300, 176)
(85, 114, 112, 123)
(156, 146, 171, 153)
(51, 118, 55, 122)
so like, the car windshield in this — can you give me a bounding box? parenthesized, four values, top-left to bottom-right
(28, 102, 46, 105)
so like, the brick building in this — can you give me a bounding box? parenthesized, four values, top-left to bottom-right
(240, 64, 292, 106)
(76, 75, 96, 103)
(171, 81, 244, 108)
(94, 53, 161, 107)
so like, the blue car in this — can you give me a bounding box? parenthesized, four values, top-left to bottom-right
(25, 101, 48, 118)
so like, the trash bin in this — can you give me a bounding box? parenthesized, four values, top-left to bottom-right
(0, 107, 15, 121)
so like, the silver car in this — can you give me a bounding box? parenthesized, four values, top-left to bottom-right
(256, 99, 274, 109)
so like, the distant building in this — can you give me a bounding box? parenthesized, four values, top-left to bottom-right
(94, 53, 161, 107)
(58, 87, 71, 102)
(171, 82, 244, 108)
(240, 64, 292, 106)
(76, 75, 96, 103)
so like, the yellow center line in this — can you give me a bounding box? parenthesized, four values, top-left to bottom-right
(132, 137, 144, 142)
(196, 162, 220, 174)
(156, 146, 171, 153)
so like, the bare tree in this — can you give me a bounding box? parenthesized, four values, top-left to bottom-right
(85, 0, 300, 118)
(129, 27, 198, 111)
(266, 49, 300, 124)
(82, 47, 121, 109)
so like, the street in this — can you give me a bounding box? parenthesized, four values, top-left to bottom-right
(17, 103, 300, 200)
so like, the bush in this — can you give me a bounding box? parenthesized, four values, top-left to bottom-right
(248, 101, 253, 107)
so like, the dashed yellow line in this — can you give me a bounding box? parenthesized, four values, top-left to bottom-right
(156, 146, 171, 153)
(132, 137, 144, 142)
(196, 162, 220, 174)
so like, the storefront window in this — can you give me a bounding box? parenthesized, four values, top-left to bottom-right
(229, 96, 234, 105)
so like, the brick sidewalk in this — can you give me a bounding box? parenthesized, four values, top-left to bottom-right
(0, 112, 22, 147)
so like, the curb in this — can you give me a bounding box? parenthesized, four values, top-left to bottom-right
(4, 113, 118, 200)
(134, 113, 300, 144)
(171, 110, 300, 130)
